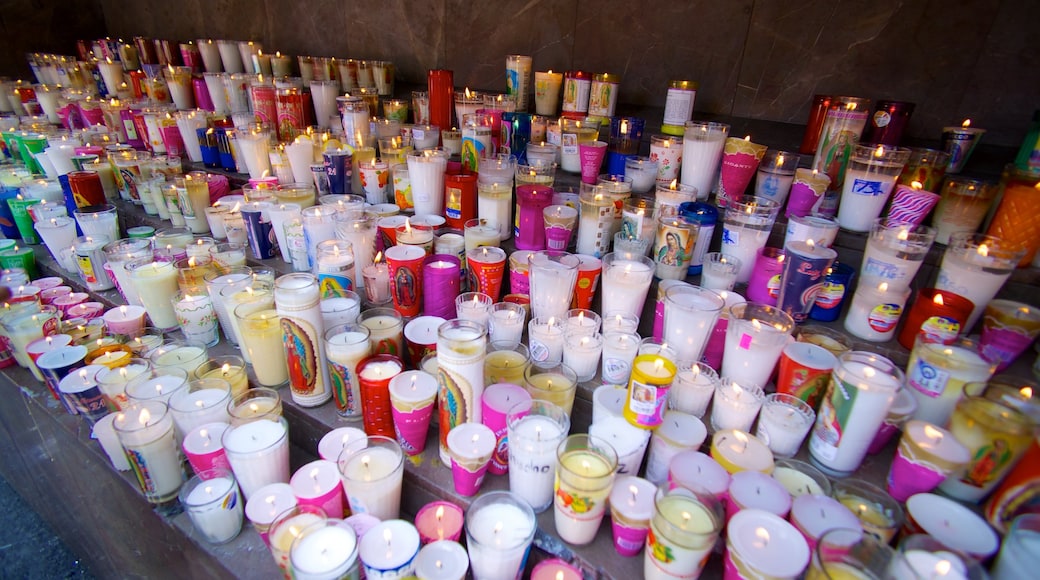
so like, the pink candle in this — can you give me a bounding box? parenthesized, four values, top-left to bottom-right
(668, 450, 731, 498)
(421, 254, 461, 319)
(182, 422, 231, 475)
(531, 558, 583, 580)
(514, 184, 553, 250)
(481, 383, 532, 475)
(745, 247, 784, 305)
(414, 500, 464, 544)
(788, 494, 860, 553)
(289, 459, 345, 518)
(726, 470, 792, 521)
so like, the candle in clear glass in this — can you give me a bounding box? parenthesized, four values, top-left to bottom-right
(906, 336, 995, 427)
(932, 176, 999, 245)
(843, 281, 911, 342)
(465, 490, 537, 580)
(406, 149, 448, 216)
(127, 259, 180, 330)
(720, 195, 780, 283)
(527, 251, 579, 321)
(836, 145, 911, 232)
(601, 331, 640, 385)
(699, 252, 741, 291)
(859, 218, 936, 291)
(722, 303, 795, 387)
(669, 362, 720, 418)
(337, 435, 405, 521)
(168, 378, 232, 438)
(936, 233, 1025, 332)
(562, 332, 603, 383)
(754, 149, 800, 206)
(625, 156, 659, 195)
(680, 121, 729, 200)
(488, 302, 525, 346)
(477, 181, 513, 242)
(644, 483, 724, 580)
(528, 315, 565, 364)
(710, 378, 765, 433)
(554, 434, 618, 545)
(663, 283, 724, 364)
(755, 393, 815, 458)
(113, 400, 185, 503)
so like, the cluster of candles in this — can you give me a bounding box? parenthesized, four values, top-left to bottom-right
(3, 35, 1040, 580)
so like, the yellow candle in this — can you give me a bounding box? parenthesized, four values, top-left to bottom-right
(710, 429, 774, 474)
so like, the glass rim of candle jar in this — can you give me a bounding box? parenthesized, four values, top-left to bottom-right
(192, 354, 246, 381)
(202, 265, 253, 285)
(289, 520, 360, 577)
(773, 458, 833, 497)
(464, 490, 537, 551)
(728, 302, 795, 334)
(955, 384, 1034, 435)
(336, 434, 403, 481)
(910, 333, 995, 374)
(638, 336, 680, 360)
(488, 339, 530, 363)
(721, 194, 780, 219)
(896, 533, 984, 579)
(966, 374, 1040, 419)
(650, 134, 683, 147)
(102, 237, 152, 260)
(96, 356, 152, 390)
(555, 433, 618, 487)
(795, 324, 853, 357)
(945, 232, 1027, 267)
(830, 478, 905, 530)
(702, 251, 742, 274)
(652, 481, 724, 545)
(226, 386, 283, 423)
(113, 399, 172, 437)
(268, 503, 329, 552)
(759, 149, 801, 173)
(564, 308, 601, 334)
(124, 366, 190, 403)
(939, 174, 998, 199)
(812, 527, 897, 578)
(168, 377, 232, 415)
(870, 217, 937, 250)
(406, 148, 449, 162)
(850, 143, 912, 165)
(761, 392, 816, 440)
(524, 360, 578, 397)
(905, 146, 951, 168)
(357, 306, 403, 328)
(716, 376, 765, 403)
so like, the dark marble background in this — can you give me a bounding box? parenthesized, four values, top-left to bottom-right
(4, 0, 1037, 147)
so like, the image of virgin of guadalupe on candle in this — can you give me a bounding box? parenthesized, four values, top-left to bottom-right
(656, 231, 687, 266)
(394, 266, 416, 308)
(820, 131, 854, 183)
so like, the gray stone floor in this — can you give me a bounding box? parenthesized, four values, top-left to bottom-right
(0, 475, 94, 579)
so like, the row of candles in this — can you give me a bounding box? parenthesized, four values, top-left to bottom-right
(2, 263, 1038, 580)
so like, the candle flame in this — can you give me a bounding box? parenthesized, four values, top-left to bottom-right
(669, 178, 678, 190)
(734, 431, 749, 444)
(933, 293, 945, 306)
(923, 424, 944, 442)
(743, 135, 751, 141)
(897, 228, 910, 241)
(435, 505, 444, 520)
(138, 407, 151, 425)
(878, 282, 889, 292)
(754, 527, 770, 547)
(654, 358, 664, 372)
(962, 119, 971, 128)
(374, 251, 383, 264)
(874, 145, 885, 158)
(977, 243, 989, 257)
(464, 87, 472, 98)
(911, 181, 923, 191)
(1021, 386, 1033, 399)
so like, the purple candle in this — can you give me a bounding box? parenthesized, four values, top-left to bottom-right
(422, 254, 461, 319)
(745, 247, 784, 305)
(514, 184, 553, 250)
(778, 241, 838, 323)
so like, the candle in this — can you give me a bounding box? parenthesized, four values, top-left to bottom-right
(859, 218, 936, 292)
(407, 149, 449, 217)
(592, 383, 627, 423)
(290, 521, 360, 580)
(220, 418, 290, 501)
(358, 307, 405, 357)
(887, 421, 970, 502)
(936, 233, 1025, 331)
(756, 393, 815, 459)
(716, 135, 768, 204)
(182, 422, 231, 476)
(896, 288, 974, 350)
(167, 379, 232, 437)
(620, 355, 678, 429)
(575, 188, 618, 258)
(836, 145, 911, 232)
(179, 469, 243, 544)
(941, 119, 986, 174)
(644, 412, 708, 484)
(991, 512, 1040, 579)
(905, 493, 998, 560)
(722, 303, 795, 387)
(415, 501, 465, 544)
(553, 434, 618, 545)
(607, 475, 657, 557)
(699, 252, 741, 291)
(644, 484, 724, 580)
(561, 332, 603, 383)
(531, 558, 582, 580)
(669, 361, 720, 418)
(534, 70, 563, 116)
(720, 195, 781, 283)
(339, 436, 405, 520)
(464, 491, 537, 580)
(778, 240, 837, 323)
(601, 331, 641, 385)
(124, 367, 190, 406)
(906, 336, 995, 426)
(414, 540, 468, 580)
(316, 427, 368, 464)
(600, 252, 655, 321)
(527, 251, 580, 324)
(446, 422, 496, 496)
(289, 459, 345, 519)
(932, 176, 999, 245)
(755, 149, 800, 205)
(725, 509, 809, 579)
(938, 392, 1034, 502)
(487, 302, 525, 347)
(321, 323, 371, 419)
(668, 451, 731, 498)
(127, 260, 180, 330)
(356, 355, 404, 438)
(680, 121, 729, 200)
(479, 382, 530, 476)
(789, 494, 859, 553)
(268, 505, 328, 577)
(507, 399, 570, 512)
(113, 400, 185, 503)
(275, 273, 332, 407)
(710, 429, 774, 474)
(711, 379, 766, 433)
(843, 281, 911, 342)
(588, 416, 651, 477)
(662, 283, 724, 363)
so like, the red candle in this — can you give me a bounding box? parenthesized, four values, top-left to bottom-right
(897, 288, 974, 349)
(427, 70, 454, 144)
(356, 354, 404, 437)
(414, 500, 464, 544)
(444, 172, 477, 230)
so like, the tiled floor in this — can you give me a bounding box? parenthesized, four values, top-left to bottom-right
(0, 476, 94, 579)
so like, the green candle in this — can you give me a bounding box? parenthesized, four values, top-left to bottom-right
(6, 196, 42, 244)
(0, 246, 38, 279)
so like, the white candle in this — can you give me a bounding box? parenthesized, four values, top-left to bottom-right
(128, 261, 180, 330)
(589, 416, 650, 476)
(663, 283, 724, 363)
(113, 401, 185, 503)
(726, 509, 809, 579)
(680, 121, 728, 200)
(414, 540, 469, 580)
(290, 523, 359, 580)
(359, 520, 420, 578)
(407, 150, 449, 216)
(478, 182, 513, 241)
(340, 442, 405, 520)
(488, 304, 525, 346)
(601, 254, 654, 320)
(91, 413, 131, 471)
(789, 494, 859, 548)
(317, 427, 368, 463)
(168, 384, 231, 437)
(669, 362, 720, 418)
(601, 331, 641, 385)
(906, 339, 995, 426)
(668, 451, 731, 497)
(455, 293, 493, 329)
(755, 394, 815, 458)
(508, 413, 566, 512)
(221, 418, 290, 500)
(562, 332, 603, 382)
(722, 305, 795, 387)
(843, 281, 911, 342)
(837, 145, 908, 232)
(181, 475, 243, 544)
(275, 273, 333, 407)
(904, 494, 1000, 560)
(644, 411, 708, 484)
(528, 316, 565, 364)
(125, 370, 190, 406)
(465, 494, 537, 580)
(859, 220, 934, 291)
(727, 472, 792, 518)
(592, 383, 628, 423)
(936, 235, 1021, 331)
(711, 379, 766, 433)
(290, 459, 344, 519)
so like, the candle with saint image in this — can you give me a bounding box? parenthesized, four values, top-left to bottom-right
(808, 351, 903, 477)
(275, 273, 332, 408)
(887, 421, 970, 502)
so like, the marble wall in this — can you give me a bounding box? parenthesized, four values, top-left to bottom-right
(0, 0, 108, 79)
(23, 0, 1040, 146)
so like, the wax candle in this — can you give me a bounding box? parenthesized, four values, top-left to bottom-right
(644, 484, 724, 580)
(680, 121, 729, 201)
(507, 399, 570, 512)
(126, 259, 180, 330)
(181, 421, 231, 476)
(447, 422, 496, 496)
(588, 416, 651, 476)
(528, 251, 580, 322)
(113, 400, 185, 503)
(843, 281, 911, 342)
(836, 145, 911, 232)
(554, 434, 618, 545)
(221, 417, 290, 500)
(859, 218, 936, 292)
(722, 302, 795, 387)
(339, 436, 405, 521)
(289, 459, 345, 520)
(607, 475, 657, 557)
(601, 331, 641, 386)
(560, 332, 601, 383)
(290, 521, 360, 580)
(711, 429, 775, 474)
(467, 246, 507, 300)
(480, 382, 530, 475)
(931, 176, 999, 245)
(357, 307, 404, 357)
(906, 336, 995, 426)
(711, 379, 765, 433)
(662, 283, 724, 363)
(725, 509, 809, 579)
(887, 421, 970, 502)
(414, 501, 465, 545)
(720, 195, 781, 283)
(756, 393, 815, 459)
(274, 273, 332, 407)
(464, 491, 537, 580)
(179, 469, 243, 545)
(903, 493, 998, 561)
(644, 412, 707, 484)
(788, 494, 859, 554)
(435, 319, 487, 463)
(936, 233, 1025, 332)
(669, 362, 720, 418)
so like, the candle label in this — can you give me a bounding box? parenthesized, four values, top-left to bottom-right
(628, 380, 667, 426)
(318, 273, 354, 298)
(588, 80, 618, 117)
(529, 338, 550, 362)
(602, 357, 631, 384)
(445, 186, 463, 220)
(867, 303, 902, 332)
(281, 317, 321, 396)
(813, 280, 847, 309)
(907, 358, 950, 399)
(849, 178, 886, 197)
(920, 316, 960, 343)
(76, 254, 99, 284)
(767, 274, 781, 300)
(562, 77, 591, 114)
(809, 376, 857, 462)
(329, 360, 360, 415)
(738, 333, 753, 350)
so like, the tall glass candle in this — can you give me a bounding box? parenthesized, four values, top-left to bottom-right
(436, 319, 488, 464)
(680, 121, 729, 200)
(836, 145, 911, 232)
(936, 233, 1025, 331)
(114, 400, 185, 503)
(275, 274, 332, 407)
